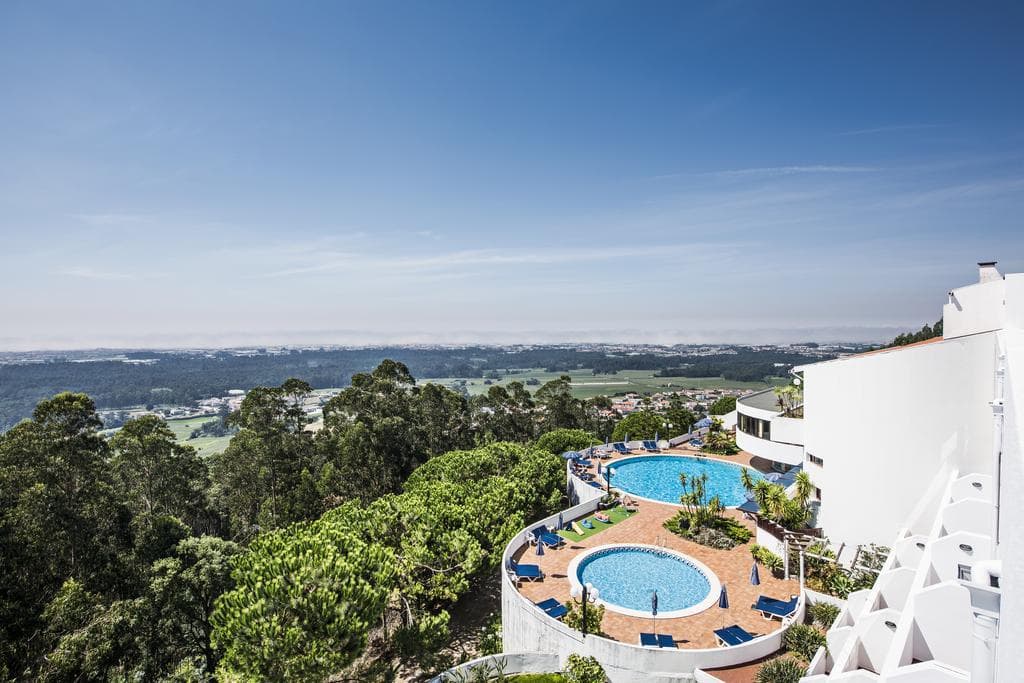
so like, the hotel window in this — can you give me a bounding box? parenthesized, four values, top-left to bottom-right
(738, 414, 771, 440)
(808, 453, 824, 467)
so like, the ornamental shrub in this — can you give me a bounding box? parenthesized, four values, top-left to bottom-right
(719, 517, 753, 543)
(564, 600, 605, 636)
(751, 544, 784, 574)
(563, 653, 606, 683)
(754, 656, 806, 683)
(783, 623, 827, 662)
(689, 526, 736, 550)
(808, 601, 841, 628)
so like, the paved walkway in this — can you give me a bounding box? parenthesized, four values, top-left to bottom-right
(513, 448, 798, 649)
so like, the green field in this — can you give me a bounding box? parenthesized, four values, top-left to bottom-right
(165, 415, 233, 457)
(416, 368, 786, 399)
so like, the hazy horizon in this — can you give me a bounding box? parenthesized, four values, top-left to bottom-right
(0, 324, 919, 353)
(3, 3, 1022, 350)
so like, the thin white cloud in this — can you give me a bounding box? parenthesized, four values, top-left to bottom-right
(58, 266, 135, 280)
(71, 213, 155, 226)
(839, 123, 947, 137)
(706, 165, 879, 178)
(260, 242, 736, 278)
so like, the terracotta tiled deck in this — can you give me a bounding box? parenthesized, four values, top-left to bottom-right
(513, 448, 798, 649)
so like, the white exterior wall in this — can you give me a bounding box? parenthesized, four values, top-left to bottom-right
(736, 429, 804, 466)
(997, 328, 1024, 679)
(943, 278, 1006, 338)
(801, 333, 996, 551)
(771, 415, 804, 446)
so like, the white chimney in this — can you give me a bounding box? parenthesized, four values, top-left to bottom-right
(978, 261, 1001, 284)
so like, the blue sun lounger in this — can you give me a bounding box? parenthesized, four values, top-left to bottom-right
(529, 525, 565, 548)
(574, 458, 594, 467)
(508, 561, 544, 582)
(714, 624, 755, 647)
(642, 440, 660, 452)
(752, 595, 799, 620)
(639, 633, 677, 648)
(535, 598, 568, 619)
(613, 442, 632, 455)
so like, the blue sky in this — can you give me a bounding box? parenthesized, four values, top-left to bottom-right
(1, 1, 1023, 349)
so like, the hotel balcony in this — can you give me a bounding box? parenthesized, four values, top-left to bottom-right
(735, 388, 804, 467)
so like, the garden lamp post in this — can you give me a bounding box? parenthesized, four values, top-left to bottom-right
(571, 582, 600, 637)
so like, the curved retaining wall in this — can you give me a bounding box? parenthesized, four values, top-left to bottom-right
(429, 653, 561, 682)
(502, 466, 805, 682)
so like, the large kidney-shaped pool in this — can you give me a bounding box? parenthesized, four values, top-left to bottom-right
(609, 455, 762, 506)
(568, 544, 720, 618)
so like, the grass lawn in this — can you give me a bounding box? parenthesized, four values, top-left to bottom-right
(165, 416, 231, 457)
(165, 415, 219, 441)
(186, 435, 233, 457)
(557, 504, 636, 543)
(509, 675, 566, 683)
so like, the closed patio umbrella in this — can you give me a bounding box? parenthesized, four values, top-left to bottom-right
(651, 590, 658, 634)
(750, 561, 761, 586)
(535, 540, 545, 556)
(558, 512, 564, 531)
(718, 585, 729, 628)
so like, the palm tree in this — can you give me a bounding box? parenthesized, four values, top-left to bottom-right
(765, 485, 789, 523)
(752, 480, 773, 512)
(794, 471, 814, 509)
(739, 467, 755, 493)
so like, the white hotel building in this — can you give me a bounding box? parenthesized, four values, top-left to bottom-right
(737, 262, 1022, 681)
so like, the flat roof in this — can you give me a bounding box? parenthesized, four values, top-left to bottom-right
(737, 388, 781, 412)
(794, 335, 945, 372)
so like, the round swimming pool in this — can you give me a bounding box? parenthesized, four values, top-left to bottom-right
(609, 455, 762, 506)
(568, 544, 720, 618)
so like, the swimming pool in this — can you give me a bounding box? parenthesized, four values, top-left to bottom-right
(568, 544, 720, 618)
(608, 455, 762, 506)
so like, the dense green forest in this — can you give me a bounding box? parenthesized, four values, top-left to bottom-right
(0, 346, 834, 430)
(0, 360, 621, 681)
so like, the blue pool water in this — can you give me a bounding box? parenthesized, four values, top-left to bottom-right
(577, 546, 710, 613)
(609, 455, 762, 505)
